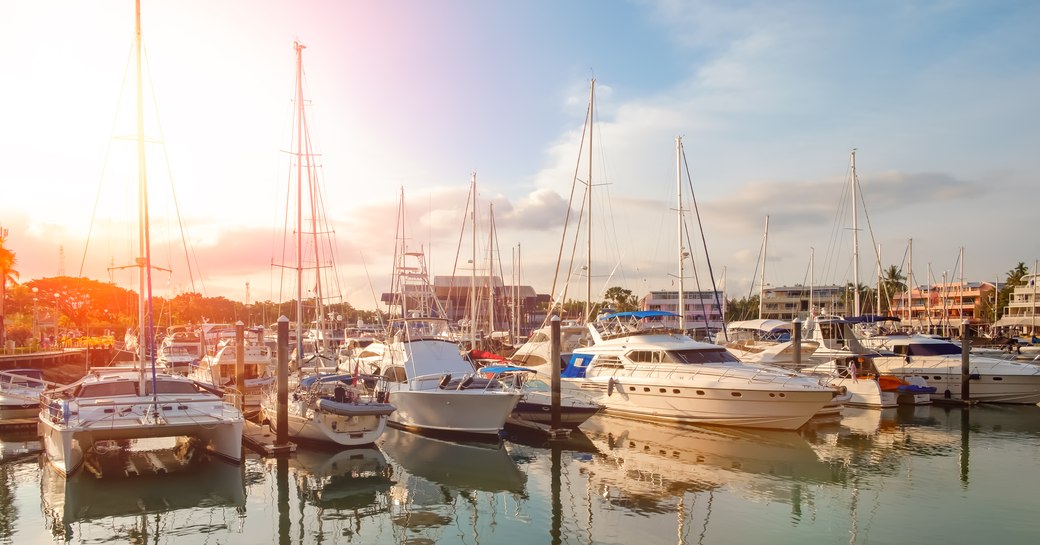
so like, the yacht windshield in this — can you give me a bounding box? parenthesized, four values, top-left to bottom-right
(396, 319, 452, 340)
(906, 342, 962, 357)
(666, 348, 741, 364)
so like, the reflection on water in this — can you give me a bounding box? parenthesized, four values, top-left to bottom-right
(0, 404, 1038, 543)
(582, 415, 842, 511)
(378, 428, 528, 543)
(38, 439, 245, 542)
(288, 446, 393, 512)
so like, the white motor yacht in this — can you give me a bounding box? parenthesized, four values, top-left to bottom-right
(560, 311, 836, 430)
(863, 334, 1040, 404)
(374, 317, 522, 436)
(0, 369, 49, 420)
(189, 337, 274, 413)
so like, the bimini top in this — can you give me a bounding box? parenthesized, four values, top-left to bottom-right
(813, 314, 901, 325)
(599, 310, 679, 321)
(478, 365, 537, 375)
(299, 374, 357, 388)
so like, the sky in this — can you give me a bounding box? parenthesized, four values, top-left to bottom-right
(2, 0, 1039, 311)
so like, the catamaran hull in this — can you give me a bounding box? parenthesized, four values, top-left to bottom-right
(385, 388, 521, 436)
(38, 418, 243, 477)
(562, 377, 833, 431)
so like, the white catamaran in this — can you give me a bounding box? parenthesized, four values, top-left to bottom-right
(37, 0, 242, 477)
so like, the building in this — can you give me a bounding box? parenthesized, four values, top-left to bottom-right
(995, 273, 1038, 335)
(760, 284, 848, 321)
(381, 275, 549, 339)
(889, 281, 998, 334)
(639, 290, 725, 340)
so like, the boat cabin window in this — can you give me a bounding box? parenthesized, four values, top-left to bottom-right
(145, 380, 202, 395)
(383, 366, 407, 383)
(905, 342, 962, 356)
(665, 348, 740, 364)
(592, 355, 624, 368)
(77, 381, 139, 398)
(627, 350, 666, 363)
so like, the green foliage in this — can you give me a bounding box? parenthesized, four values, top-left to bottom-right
(725, 295, 759, 322)
(602, 286, 638, 312)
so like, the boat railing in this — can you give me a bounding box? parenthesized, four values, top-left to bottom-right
(39, 390, 241, 428)
(618, 361, 806, 386)
(0, 370, 59, 395)
(407, 372, 511, 392)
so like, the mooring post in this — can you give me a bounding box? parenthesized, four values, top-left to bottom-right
(276, 315, 289, 446)
(235, 321, 245, 411)
(550, 314, 561, 431)
(792, 317, 803, 367)
(961, 319, 971, 402)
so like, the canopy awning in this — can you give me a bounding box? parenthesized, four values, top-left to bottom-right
(993, 317, 1039, 328)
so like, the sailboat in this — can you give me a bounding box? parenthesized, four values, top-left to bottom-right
(37, 0, 243, 477)
(791, 151, 937, 408)
(509, 79, 603, 372)
(258, 41, 394, 447)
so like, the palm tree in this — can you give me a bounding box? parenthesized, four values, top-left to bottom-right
(602, 286, 638, 313)
(998, 262, 1031, 320)
(879, 265, 907, 314)
(0, 228, 19, 349)
(1006, 262, 1029, 287)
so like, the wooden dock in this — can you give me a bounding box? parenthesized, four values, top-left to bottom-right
(242, 420, 295, 456)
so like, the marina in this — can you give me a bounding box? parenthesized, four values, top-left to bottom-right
(2, 1, 1040, 543)
(1, 405, 1039, 543)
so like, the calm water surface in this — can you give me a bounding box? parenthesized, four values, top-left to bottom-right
(1, 404, 1039, 544)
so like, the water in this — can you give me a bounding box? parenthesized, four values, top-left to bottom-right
(2, 404, 1039, 544)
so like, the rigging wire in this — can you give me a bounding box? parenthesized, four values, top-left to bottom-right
(680, 141, 727, 340)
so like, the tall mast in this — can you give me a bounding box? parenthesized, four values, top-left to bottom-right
(927, 263, 933, 332)
(809, 247, 815, 316)
(134, 0, 153, 392)
(758, 216, 769, 319)
(850, 149, 861, 316)
(584, 79, 595, 322)
(959, 247, 965, 333)
(1033, 258, 1038, 335)
(876, 244, 882, 314)
(517, 243, 522, 341)
(294, 41, 306, 362)
(487, 202, 496, 338)
(582, 78, 599, 322)
(676, 136, 685, 331)
(470, 172, 477, 347)
(907, 239, 913, 324)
